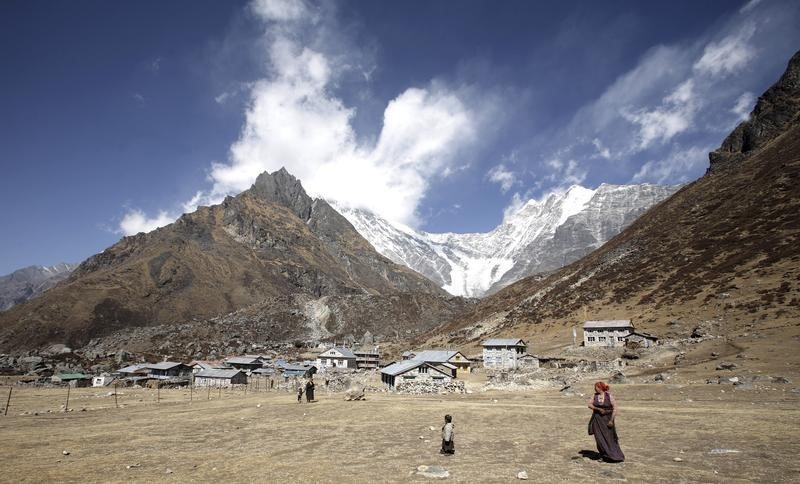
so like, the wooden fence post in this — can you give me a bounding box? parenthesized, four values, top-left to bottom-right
(114, 383, 118, 408)
(157, 381, 160, 404)
(190, 383, 193, 402)
(218, 385, 222, 399)
(207, 385, 211, 400)
(4, 387, 12, 416)
(65, 385, 71, 412)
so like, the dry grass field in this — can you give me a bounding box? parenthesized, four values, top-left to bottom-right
(0, 382, 798, 483)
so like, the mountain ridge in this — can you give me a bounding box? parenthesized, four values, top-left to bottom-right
(0, 169, 459, 351)
(336, 182, 678, 297)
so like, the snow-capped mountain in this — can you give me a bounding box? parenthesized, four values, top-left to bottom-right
(335, 183, 679, 297)
(0, 263, 77, 311)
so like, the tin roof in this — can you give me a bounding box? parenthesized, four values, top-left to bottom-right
(381, 360, 425, 376)
(583, 320, 632, 329)
(147, 362, 186, 370)
(54, 373, 88, 380)
(482, 338, 527, 347)
(318, 347, 356, 358)
(410, 350, 463, 363)
(117, 364, 148, 374)
(225, 357, 263, 365)
(195, 369, 243, 379)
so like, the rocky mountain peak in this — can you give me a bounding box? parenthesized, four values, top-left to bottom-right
(709, 49, 800, 171)
(250, 167, 314, 220)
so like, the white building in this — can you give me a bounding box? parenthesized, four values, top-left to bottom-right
(583, 320, 634, 347)
(315, 347, 357, 369)
(481, 338, 528, 369)
(91, 375, 116, 387)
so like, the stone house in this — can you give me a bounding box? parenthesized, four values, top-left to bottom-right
(623, 331, 659, 349)
(51, 373, 91, 387)
(481, 338, 528, 369)
(583, 320, 634, 347)
(194, 369, 247, 387)
(380, 360, 453, 389)
(315, 347, 357, 369)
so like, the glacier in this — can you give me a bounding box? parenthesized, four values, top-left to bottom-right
(333, 183, 678, 298)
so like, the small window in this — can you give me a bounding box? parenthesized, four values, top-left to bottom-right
(599, 336, 606, 341)
(618, 337, 624, 342)
(419, 366, 428, 373)
(588, 336, 596, 342)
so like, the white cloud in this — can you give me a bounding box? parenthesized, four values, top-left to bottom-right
(133, 93, 145, 103)
(622, 79, 699, 149)
(250, 0, 311, 21)
(740, 0, 762, 14)
(487, 164, 517, 193)
(693, 23, 756, 77)
(186, 1, 482, 228)
(118, 209, 174, 235)
(731, 91, 755, 121)
(631, 145, 711, 184)
(591, 138, 611, 159)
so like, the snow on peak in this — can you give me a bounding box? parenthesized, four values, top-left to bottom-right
(336, 183, 679, 297)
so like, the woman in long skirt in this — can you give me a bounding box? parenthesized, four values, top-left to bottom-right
(587, 381, 625, 462)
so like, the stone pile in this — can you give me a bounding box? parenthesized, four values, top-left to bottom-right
(396, 380, 465, 394)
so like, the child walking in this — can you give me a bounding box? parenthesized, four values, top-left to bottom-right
(440, 414, 455, 455)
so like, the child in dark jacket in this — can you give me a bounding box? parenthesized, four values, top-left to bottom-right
(440, 414, 455, 455)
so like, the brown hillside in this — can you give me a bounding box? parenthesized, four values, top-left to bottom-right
(427, 51, 800, 370)
(0, 169, 453, 351)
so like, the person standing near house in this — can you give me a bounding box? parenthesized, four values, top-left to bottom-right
(297, 385, 304, 403)
(440, 415, 455, 455)
(587, 381, 625, 462)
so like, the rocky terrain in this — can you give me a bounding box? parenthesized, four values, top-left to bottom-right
(338, 183, 677, 297)
(0, 263, 76, 311)
(0, 169, 472, 354)
(424, 50, 800, 380)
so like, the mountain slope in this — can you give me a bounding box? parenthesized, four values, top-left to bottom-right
(0, 263, 77, 311)
(0, 169, 451, 351)
(337, 183, 677, 297)
(427, 51, 800, 367)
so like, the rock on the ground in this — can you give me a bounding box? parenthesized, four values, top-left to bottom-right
(610, 372, 626, 384)
(517, 470, 529, 479)
(716, 362, 737, 370)
(416, 465, 450, 479)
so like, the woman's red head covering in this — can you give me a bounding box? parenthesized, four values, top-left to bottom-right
(594, 381, 610, 392)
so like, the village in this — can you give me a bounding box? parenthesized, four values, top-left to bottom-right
(6, 320, 666, 396)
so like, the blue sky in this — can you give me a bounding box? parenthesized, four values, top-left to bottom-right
(1, 0, 799, 275)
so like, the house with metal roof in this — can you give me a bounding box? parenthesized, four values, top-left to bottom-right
(147, 362, 193, 377)
(408, 349, 472, 374)
(51, 373, 91, 387)
(582, 320, 634, 347)
(353, 347, 381, 369)
(224, 356, 266, 371)
(380, 360, 453, 389)
(482, 338, 528, 369)
(194, 369, 247, 387)
(315, 347, 357, 369)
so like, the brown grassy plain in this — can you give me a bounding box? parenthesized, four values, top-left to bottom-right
(0, 382, 798, 483)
